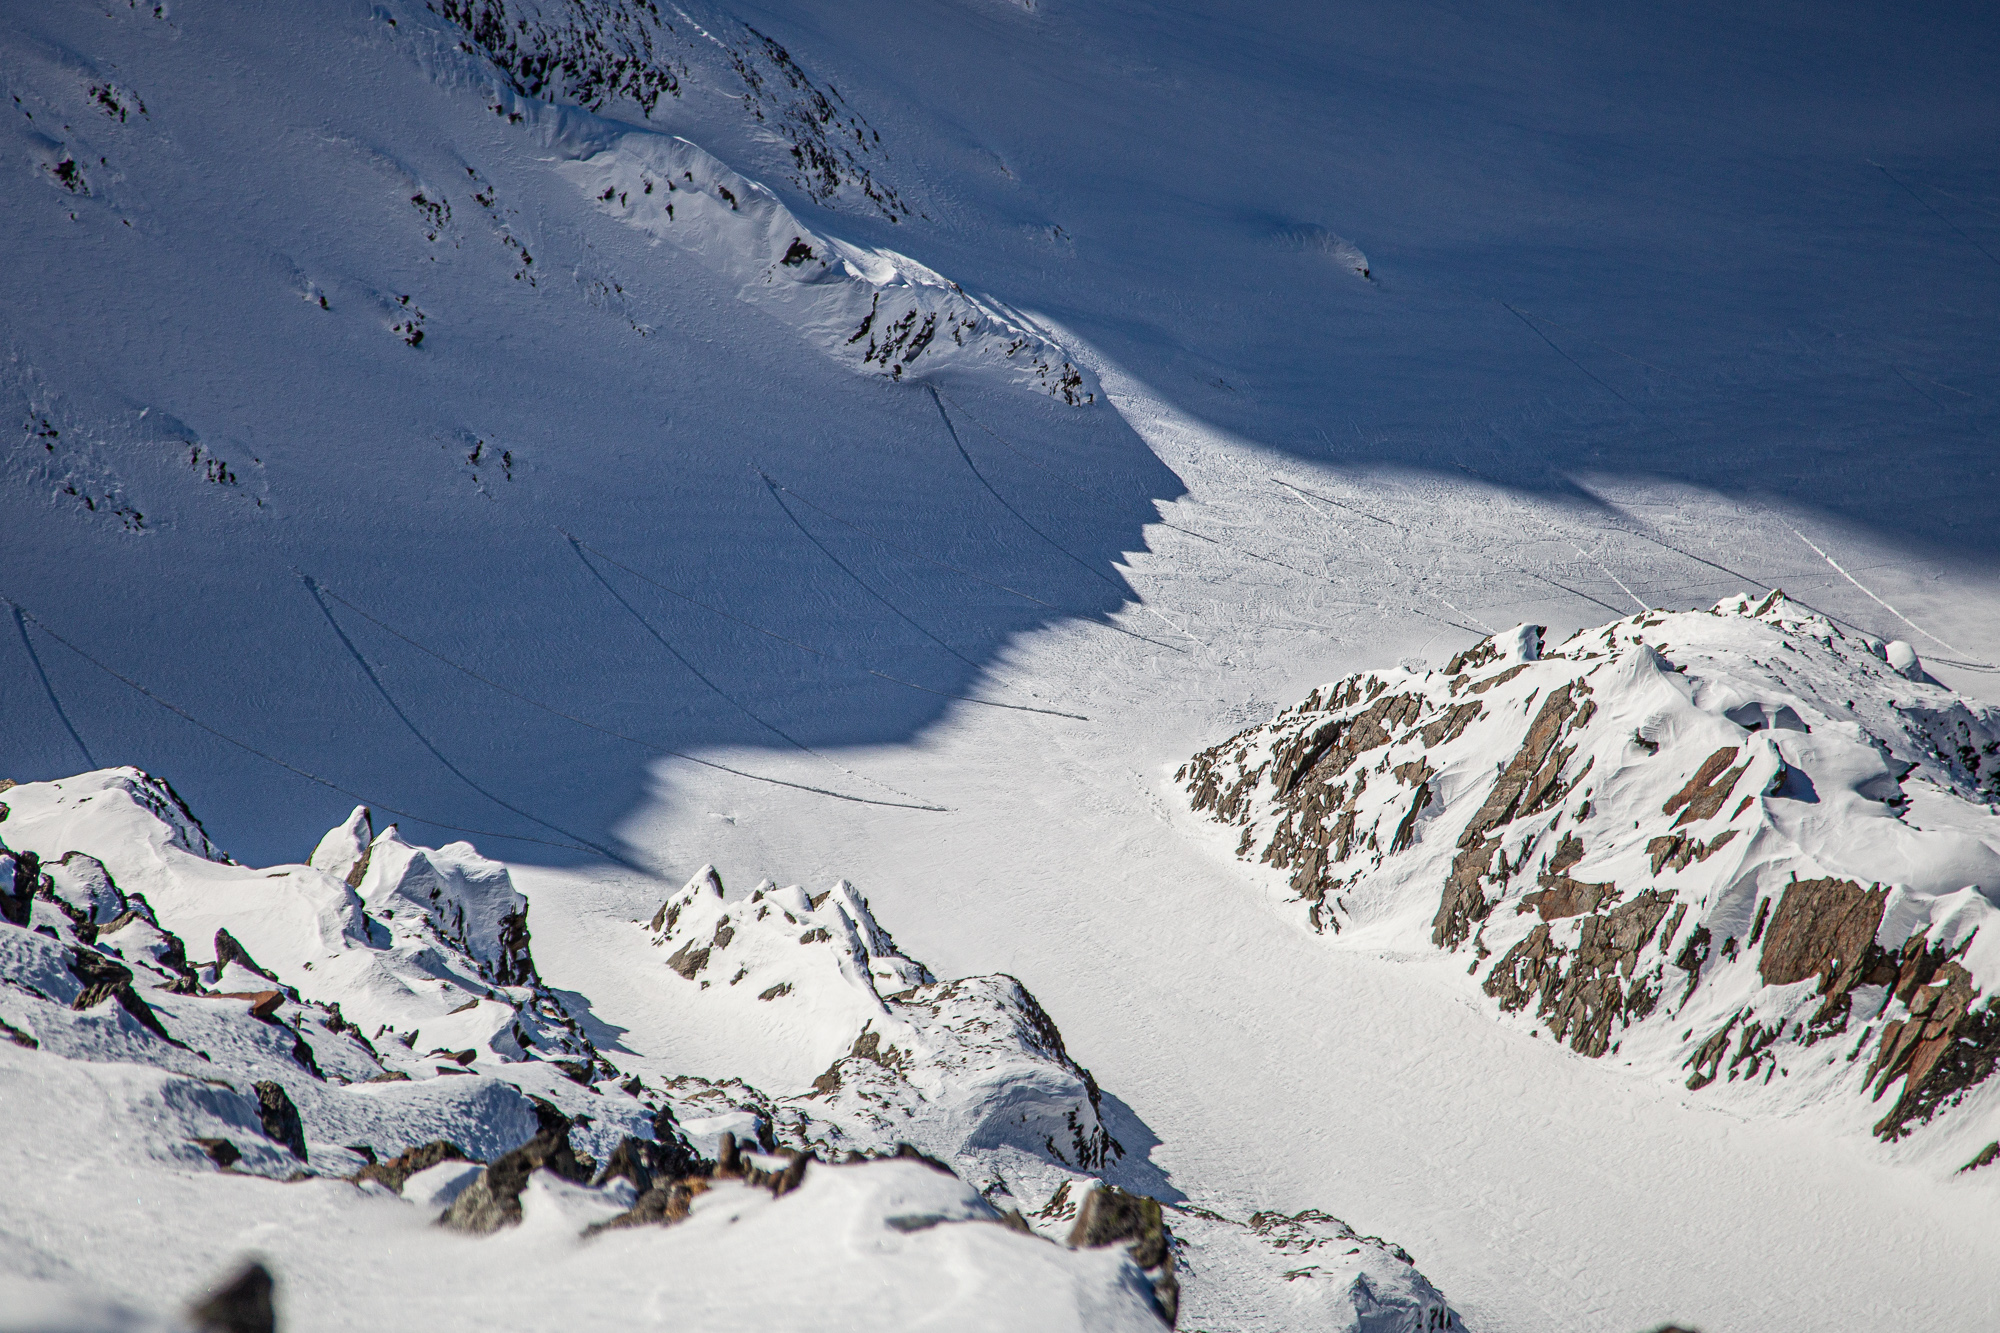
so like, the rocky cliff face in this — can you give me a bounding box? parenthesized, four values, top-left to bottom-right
(1181, 594, 2000, 1153)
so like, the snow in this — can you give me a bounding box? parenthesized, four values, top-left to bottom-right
(4, 0, 2000, 1328)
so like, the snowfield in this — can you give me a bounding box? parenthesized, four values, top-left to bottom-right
(4, 0, 1999, 1329)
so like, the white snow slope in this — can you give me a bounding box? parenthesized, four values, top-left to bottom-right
(4, 0, 2000, 1330)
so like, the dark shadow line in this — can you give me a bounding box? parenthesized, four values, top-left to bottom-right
(301, 577, 637, 866)
(0, 592, 591, 856)
(564, 538, 947, 812)
(562, 533, 1085, 721)
(1500, 301, 1637, 409)
(926, 388, 1188, 654)
(13, 605, 96, 768)
(933, 388, 1385, 597)
(1871, 160, 2000, 269)
(312, 573, 965, 808)
(756, 473, 986, 671)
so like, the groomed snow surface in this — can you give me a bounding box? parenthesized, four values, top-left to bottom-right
(4, 0, 2000, 1330)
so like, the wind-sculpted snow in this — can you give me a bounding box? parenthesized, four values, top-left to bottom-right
(0, 771, 1455, 1329)
(1182, 594, 2000, 1152)
(553, 127, 1092, 401)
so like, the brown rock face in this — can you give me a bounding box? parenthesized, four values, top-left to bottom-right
(1433, 683, 1594, 948)
(440, 1126, 590, 1233)
(1866, 962, 2000, 1140)
(1756, 878, 1888, 991)
(1662, 746, 1748, 827)
(354, 1140, 467, 1193)
(1483, 890, 1676, 1056)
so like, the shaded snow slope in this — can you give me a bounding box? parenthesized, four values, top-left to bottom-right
(1180, 595, 2000, 1156)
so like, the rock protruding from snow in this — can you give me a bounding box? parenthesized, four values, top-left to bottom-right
(1069, 1184, 1179, 1325)
(1180, 593, 2000, 1150)
(639, 871, 1123, 1208)
(309, 806, 373, 888)
(555, 127, 1095, 403)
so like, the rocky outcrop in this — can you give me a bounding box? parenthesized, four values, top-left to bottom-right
(1182, 596, 2000, 1148)
(354, 1140, 468, 1193)
(254, 1081, 307, 1162)
(440, 1123, 591, 1233)
(1069, 1185, 1178, 1326)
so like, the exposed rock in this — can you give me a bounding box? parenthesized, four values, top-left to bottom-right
(1182, 596, 2000, 1144)
(1757, 878, 1889, 993)
(439, 1127, 591, 1233)
(68, 946, 178, 1044)
(191, 1138, 242, 1169)
(187, 1262, 275, 1333)
(254, 1081, 308, 1162)
(354, 1140, 467, 1193)
(1484, 891, 1675, 1055)
(1662, 746, 1747, 826)
(214, 928, 281, 984)
(1068, 1184, 1178, 1326)
(591, 1135, 677, 1195)
(1866, 966, 2000, 1139)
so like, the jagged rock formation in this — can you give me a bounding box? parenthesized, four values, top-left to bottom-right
(1, 770, 1456, 1329)
(1181, 594, 2000, 1148)
(638, 868, 1124, 1210)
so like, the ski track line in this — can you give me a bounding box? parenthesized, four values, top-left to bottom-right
(1, 591, 606, 859)
(301, 576, 637, 866)
(559, 532, 1088, 722)
(566, 536, 949, 811)
(307, 574, 976, 810)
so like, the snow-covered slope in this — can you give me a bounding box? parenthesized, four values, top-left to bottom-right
(5, 0, 2000, 1330)
(1180, 595, 2000, 1158)
(0, 771, 1457, 1331)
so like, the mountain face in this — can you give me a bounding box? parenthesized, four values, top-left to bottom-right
(0, 770, 1458, 1331)
(1180, 596, 2000, 1152)
(5, 0, 1999, 1330)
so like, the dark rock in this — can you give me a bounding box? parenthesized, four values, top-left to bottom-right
(439, 1128, 589, 1233)
(592, 1136, 673, 1195)
(214, 928, 279, 983)
(354, 1140, 467, 1193)
(1757, 877, 1888, 998)
(192, 1138, 242, 1169)
(1662, 746, 1748, 827)
(187, 1261, 274, 1333)
(68, 946, 178, 1045)
(892, 1142, 956, 1176)
(253, 1082, 308, 1161)
(1067, 1185, 1178, 1326)
(1866, 969, 2000, 1140)
(1959, 1141, 2000, 1174)
(715, 1130, 740, 1176)
(665, 941, 710, 979)
(1484, 890, 1676, 1056)
(649, 1103, 703, 1179)
(585, 1177, 708, 1235)
(1, 847, 44, 926)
